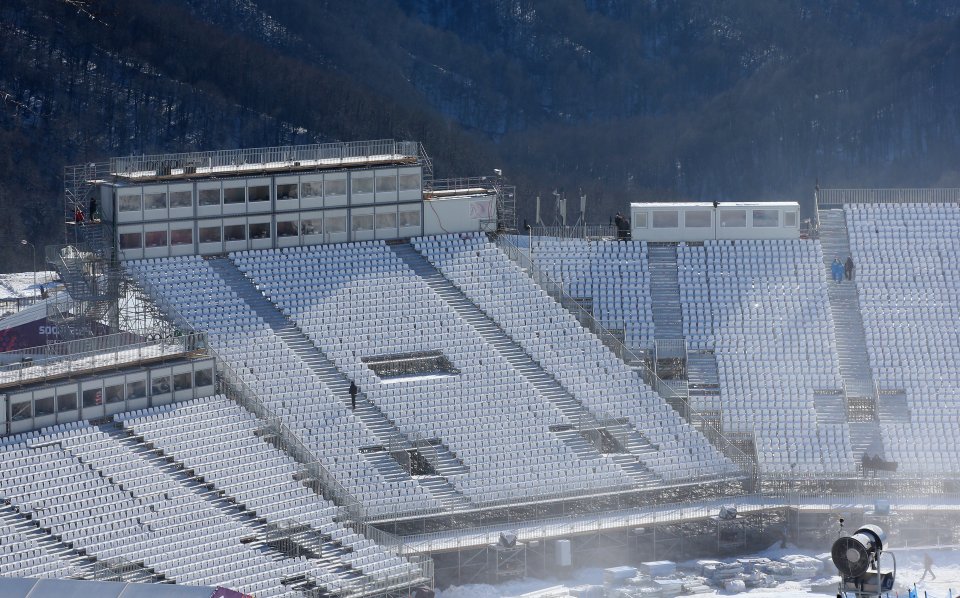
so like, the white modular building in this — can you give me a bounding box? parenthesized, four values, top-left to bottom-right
(630, 201, 800, 242)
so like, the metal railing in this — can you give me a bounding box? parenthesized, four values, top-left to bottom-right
(759, 473, 960, 502)
(494, 233, 756, 481)
(398, 481, 960, 556)
(367, 472, 750, 529)
(398, 493, 768, 555)
(817, 188, 960, 206)
(427, 177, 497, 193)
(528, 225, 619, 239)
(105, 140, 420, 179)
(91, 556, 147, 582)
(654, 338, 688, 361)
(0, 331, 207, 387)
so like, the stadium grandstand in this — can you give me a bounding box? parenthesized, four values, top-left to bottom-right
(2, 140, 960, 596)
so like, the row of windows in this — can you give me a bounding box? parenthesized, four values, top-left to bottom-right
(117, 211, 421, 249)
(117, 172, 421, 212)
(9, 369, 212, 421)
(636, 209, 798, 229)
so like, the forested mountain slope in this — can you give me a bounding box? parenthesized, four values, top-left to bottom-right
(2, 0, 958, 268)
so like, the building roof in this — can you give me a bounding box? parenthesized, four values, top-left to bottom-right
(630, 201, 799, 208)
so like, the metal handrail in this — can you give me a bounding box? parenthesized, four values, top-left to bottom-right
(398, 485, 960, 555)
(494, 233, 757, 480)
(106, 139, 420, 178)
(427, 177, 497, 193)
(215, 360, 441, 590)
(817, 188, 960, 206)
(529, 224, 619, 239)
(654, 338, 688, 360)
(398, 494, 766, 555)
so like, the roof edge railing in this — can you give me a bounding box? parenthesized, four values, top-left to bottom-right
(103, 139, 420, 180)
(817, 188, 960, 207)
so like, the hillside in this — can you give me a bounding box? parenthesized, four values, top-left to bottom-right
(2, 0, 959, 269)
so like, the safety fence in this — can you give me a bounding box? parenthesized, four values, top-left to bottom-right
(818, 188, 960, 207)
(108, 140, 421, 178)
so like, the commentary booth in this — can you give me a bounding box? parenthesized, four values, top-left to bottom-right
(84, 141, 499, 261)
(630, 201, 800, 242)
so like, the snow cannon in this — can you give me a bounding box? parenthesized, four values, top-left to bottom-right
(831, 524, 895, 598)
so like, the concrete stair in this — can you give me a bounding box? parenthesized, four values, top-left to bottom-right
(208, 257, 472, 510)
(551, 428, 601, 461)
(813, 392, 847, 424)
(647, 244, 684, 343)
(686, 351, 722, 410)
(818, 209, 884, 458)
(415, 475, 473, 511)
(877, 389, 911, 423)
(818, 210, 878, 398)
(848, 422, 883, 460)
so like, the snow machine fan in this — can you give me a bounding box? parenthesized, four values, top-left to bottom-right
(832, 524, 885, 577)
(832, 523, 896, 598)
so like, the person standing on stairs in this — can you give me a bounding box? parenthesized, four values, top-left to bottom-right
(349, 380, 358, 410)
(831, 257, 844, 283)
(845, 256, 855, 280)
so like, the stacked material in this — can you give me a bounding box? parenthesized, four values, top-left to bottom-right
(605, 567, 639, 585)
(640, 561, 677, 577)
(701, 562, 745, 583)
(779, 555, 823, 580)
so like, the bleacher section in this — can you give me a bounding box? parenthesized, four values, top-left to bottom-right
(414, 233, 737, 482)
(0, 518, 78, 579)
(0, 423, 307, 596)
(0, 399, 423, 596)
(677, 240, 855, 475)
(10, 207, 960, 589)
(117, 397, 342, 529)
(116, 397, 420, 588)
(127, 256, 440, 518)
(845, 203, 960, 473)
(513, 237, 654, 350)
(232, 241, 640, 503)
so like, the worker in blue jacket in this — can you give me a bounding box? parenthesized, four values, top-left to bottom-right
(831, 257, 844, 283)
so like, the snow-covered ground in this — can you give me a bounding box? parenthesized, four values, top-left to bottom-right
(436, 545, 960, 598)
(0, 270, 59, 299)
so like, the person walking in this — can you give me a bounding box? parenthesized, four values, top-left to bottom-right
(845, 255, 855, 280)
(349, 381, 358, 410)
(920, 553, 935, 581)
(831, 257, 844, 283)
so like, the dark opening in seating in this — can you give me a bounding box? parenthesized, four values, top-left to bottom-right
(363, 351, 459, 380)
